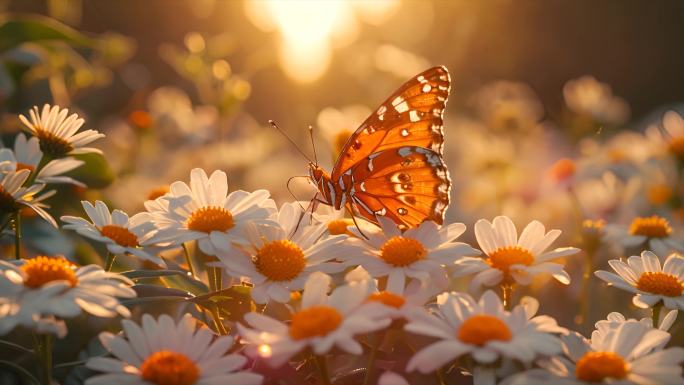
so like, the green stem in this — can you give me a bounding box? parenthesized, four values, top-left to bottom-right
(210, 305, 228, 335)
(501, 283, 514, 311)
(26, 155, 51, 186)
(363, 332, 382, 385)
(104, 252, 116, 272)
(577, 250, 594, 326)
(35, 334, 52, 385)
(13, 211, 21, 260)
(181, 243, 196, 278)
(652, 301, 663, 327)
(313, 354, 331, 385)
(436, 368, 447, 385)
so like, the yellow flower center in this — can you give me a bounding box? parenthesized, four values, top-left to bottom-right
(254, 239, 306, 281)
(575, 351, 628, 382)
(99, 225, 139, 247)
(636, 272, 683, 297)
(140, 350, 199, 385)
(147, 186, 170, 201)
(487, 246, 534, 282)
(289, 306, 342, 340)
(327, 218, 353, 235)
(15, 162, 35, 172)
(647, 184, 673, 206)
(458, 315, 512, 346)
(380, 236, 426, 267)
(35, 127, 74, 158)
(628, 216, 672, 238)
(21, 256, 77, 288)
(0, 185, 19, 213)
(582, 219, 606, 232)
(668, 136, 684, 158)
(367, 291, 406, 309)
(186, 206, 234, 233)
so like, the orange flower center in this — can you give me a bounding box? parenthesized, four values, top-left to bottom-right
(668, 136, 684, 158)
(289, 306, 342, 340)
(458, 315, 512, 346)
(380, 236, 426, 267)
(21, 256, 77, 288)
(628, 216, 672, 238)
(647, 184, 673, 206)
(327, 218, 353, 235)
(636, 272, 683, 297)
(368, 291, 406, 309)
(549, 158, 576, 182)
(186, 206, 234, 233)
(575, 351, 628, 382)
(487, 246, 534, 280)
(254, 239, 306, 281)
(0, 185, 19, 213)
(15, 162, 35, 172)
(140, 350, 199, 385)
(147, 186, 170, 201)
(128, 110, 153, 130)
(35, 127, 74, 158)
(99, 225, 139, 247)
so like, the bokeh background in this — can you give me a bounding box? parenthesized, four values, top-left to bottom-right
(2, 0, 684, 342)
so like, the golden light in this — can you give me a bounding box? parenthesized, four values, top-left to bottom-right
(257, 344, 272, 358)
(245, 0, 400, 83)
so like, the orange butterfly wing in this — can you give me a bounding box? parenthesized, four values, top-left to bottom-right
(331, 66, 452, 228)
(331, 66, 451, 180)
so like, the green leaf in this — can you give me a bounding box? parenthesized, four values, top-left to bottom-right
(121, 269, 187, 279)
(0, 15, 95, 53)
(0, 361, 40, 385)
(66, 153, 115, 189)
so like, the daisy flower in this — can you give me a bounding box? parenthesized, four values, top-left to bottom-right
(19, 104, 104, 158)
(405, 290, 564, 383)
(0, 133, 85, 186)
(0, 168, 57, 227)
(654, 110, 684, 159)
(86, 313, 262, 385)
(452, 216, 579, 289)
(378, 371, 410, 385)
(215, 202, 352, 304)
(504, 317, 684, 385)
(0, 256, 135, 338)
(237, 272, 391, 367)
(312, 205, 355, 237)
(347, 217, 479, 293)
(344, 266, 435, 321)
(61, 200, 166, 267)
(594, 251, 684, 310)
(605, 215, 684, 257)
(145, 168, 276, 256)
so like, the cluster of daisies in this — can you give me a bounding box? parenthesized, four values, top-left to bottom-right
(0, 104, 683, 385)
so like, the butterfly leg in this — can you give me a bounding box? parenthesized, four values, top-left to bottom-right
(345, 203, 369, 240)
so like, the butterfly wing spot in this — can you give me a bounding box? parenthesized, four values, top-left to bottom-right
(422, 84, 432, 93)
(401, 128, 410, 137)
(409, 110, 421, 122)
(377, 105, 387, 115)
(352, 140, 362, 150)
(375, 208, 387, 216)
(395, 101, 409, 113)
(397, 207, 408, 215)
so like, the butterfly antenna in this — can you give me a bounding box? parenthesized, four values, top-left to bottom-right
(269, 120, 312, 162)
(308, 125, 318, 165)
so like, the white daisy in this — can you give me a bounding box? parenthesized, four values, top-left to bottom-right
(86, 313, 262, 385)
(312, 204, 355, 237)
(594, 311, 678, 338)
(347, 217, 479, 293)
(452, 216, 580, 290)
(0, 256, 135, 338)
(19, 104, 104, 158)
(404, 290, 564, 382)
(504, 317, 684, 385)
(215, 202, 351, 304)
(563, 75, 629, 125)
(145, 168, 276, 256)
(0, 168, 57, 227)
(344, 266, 435, 321)
(605, 215, 684, 257)
(61, 200, 166, 267)
(595, 251, 684, 310)
(237, 272, 391, 367)
(651, 110, 684, 159)
(0, 133, 85, 186)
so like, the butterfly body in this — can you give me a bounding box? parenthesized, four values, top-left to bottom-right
(309, 66, 452, 229)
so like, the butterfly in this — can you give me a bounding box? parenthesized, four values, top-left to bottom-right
(309, 66, 451, 230)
